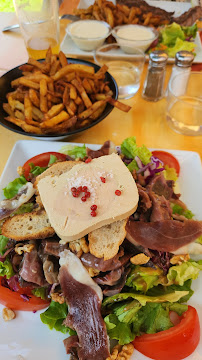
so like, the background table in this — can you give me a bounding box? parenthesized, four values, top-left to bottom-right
(0, 10, 202, 176)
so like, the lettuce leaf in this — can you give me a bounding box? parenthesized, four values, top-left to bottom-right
(126, 266, 164, 292)
(40, 301, 75, 334)
(3, 176, 27, 199)
(0, 259, 14, 278)
(14, 203, 34, 215)
(60, 144, 87, 159)
(104, 302, 188, 344)
(104, 314, 136, 345)
(32, 287, 47, 300)
(146, 279, 194, 303)
(161, 22, 185, 47)
(0, 235, 9, 255)
(121, 137, 152, 165)
(102, 290, 188, 308)
(166, 38, 196, 58)
(163, 165, 178, 181)
(167, 260, 202, 286)
(196, 235, 202, 245)
(182, 23, 198, 38)
(171, 203, 194, 219)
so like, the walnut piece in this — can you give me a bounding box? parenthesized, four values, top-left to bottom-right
(51, 292, 65, 304)
(170, 254, 190, 265)
(130, 253, 150, 265)
(17, 166, 24, 176)
(87, 267, 100, 277)
(2, 307, 16, 321)
(69, 237, 89, 257)
(106, 343, 134, 360)
(15, 243, 35, 255)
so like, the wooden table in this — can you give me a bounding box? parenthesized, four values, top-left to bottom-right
(0, 11, 202, 176)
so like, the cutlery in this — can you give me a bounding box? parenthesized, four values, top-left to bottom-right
(2, 14, 80, 32)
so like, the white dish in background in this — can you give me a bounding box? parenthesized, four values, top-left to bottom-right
(0, 140, 201, 360)
(62, 0, 201, 63)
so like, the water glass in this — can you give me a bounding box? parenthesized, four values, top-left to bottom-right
(166, 72, 202, 136)
(94, 44, 145, 99)
(13, 0, 60, 59)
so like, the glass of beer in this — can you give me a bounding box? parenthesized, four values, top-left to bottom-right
(13, 0, 60, 59)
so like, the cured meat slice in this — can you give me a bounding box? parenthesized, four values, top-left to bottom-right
(126, 219, 202, 252)
(59, 250, 110, 360)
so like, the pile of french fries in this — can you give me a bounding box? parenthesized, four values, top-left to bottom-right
(3, 48, 130, 135)
(74, 0, 169, 29)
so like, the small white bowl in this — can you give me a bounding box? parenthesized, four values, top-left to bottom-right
(66, 20, 111, 52)
(112, 24, 158, 53)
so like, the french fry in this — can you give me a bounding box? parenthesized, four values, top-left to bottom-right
(71, 79, 92, 108)
(45, 47, 52, 64)
(3, 103, 15, 117)
(89, 103, 107, 120)
(19, 78, 40, 90)
(46, 103, 64, 118)
(82, 78, 93, 94)
(78, 100, 107, 120)
(24, 93, 32, 121)
(19, 64, 34, 72)
(59, 51, 68, 68)
(14, 110, 25, 120)
(43, 116, 77, 134)
(29, 89, 40, 107)
(41, 111, 70, 129)
(50, 60, 60, 76)
(104, 6, 114, 28)
(28, 57, 50, 73)
(75, 96, 82, 105)
(48, 80, 54, 92)
(40, 79, 48, 113)
(5, 116, 42, 134)
(32, 106, 44, 121)
(107, 98, 131, 112)
(63, 86, 70, 106)
(52, 64, 95, 81)
(65, 72, 76, 82)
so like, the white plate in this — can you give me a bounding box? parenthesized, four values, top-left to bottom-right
(61, 0, 202, 64)
(0, 140, 202, 360)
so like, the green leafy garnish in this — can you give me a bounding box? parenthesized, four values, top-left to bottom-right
(32, 287, 47, 300)
(3, 176, 27, 199)
(163, 165, 178, 181)
(167, 260, 202, 286)
(40, 301, 75, 335)
(0, 259, 14, 279)
(0, 235, 9, 255)
(60, 144, 87, 159)
(171, 204, 194, 219)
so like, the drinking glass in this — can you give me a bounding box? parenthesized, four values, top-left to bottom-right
(94, 44, 145, 99)
(166, 72, 202, 136)
(13, 0, 60, 59)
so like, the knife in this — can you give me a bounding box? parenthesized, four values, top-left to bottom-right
(2, 14, 80, 32)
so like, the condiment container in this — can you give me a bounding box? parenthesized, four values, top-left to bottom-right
(142, 50, 168, 101)
(167, 51, 194, 97)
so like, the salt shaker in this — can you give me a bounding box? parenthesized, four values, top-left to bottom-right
(142, 51, 168, 102)
(167, 51, 194, 97)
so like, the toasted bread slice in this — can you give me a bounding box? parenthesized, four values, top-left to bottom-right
(88, 218, 128, 260)
(2, 209, 55, 241)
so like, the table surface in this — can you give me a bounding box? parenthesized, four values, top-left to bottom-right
(0, 8, 202, 177)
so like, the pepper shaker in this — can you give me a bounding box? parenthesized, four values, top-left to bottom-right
(167, 51, 194, 97)
(142, 50, 168, 102)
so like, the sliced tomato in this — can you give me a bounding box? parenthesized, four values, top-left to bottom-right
(0, 277, 50, 311)
(22, 152, 67, 180)
(133, 306, 200, 360)
(152, 150, 180, 176)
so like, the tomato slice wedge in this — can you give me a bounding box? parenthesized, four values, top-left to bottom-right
(152, 150, 180, 176)
(22, 152, 67, 180)
(0, 277, 50, 311)
(133, 306, 200, 360)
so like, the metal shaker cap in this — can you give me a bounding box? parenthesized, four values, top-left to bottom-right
(175, 51, 194, 67)
(149, 50, 168, 67)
